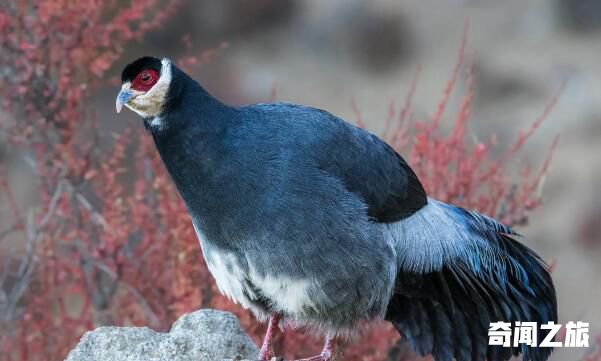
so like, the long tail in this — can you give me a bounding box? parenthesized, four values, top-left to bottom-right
(384, 199, 558, 361)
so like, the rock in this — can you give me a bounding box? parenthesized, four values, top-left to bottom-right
(64, 309, 259, 361)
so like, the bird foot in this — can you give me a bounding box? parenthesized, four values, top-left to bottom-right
(291, 342, 337, 361)
(291, 353, 334, 361)
(258, 314, 281, 361)
(258, 347, 274, 361)
(258, 317, 337, 361)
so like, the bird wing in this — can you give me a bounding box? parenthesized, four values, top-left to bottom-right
(300, 106, 429, 223)
(245, 102, 428, 222)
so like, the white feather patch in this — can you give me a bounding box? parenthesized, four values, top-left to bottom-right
(191, 221, 315, 318)
(247, 266, 314, 314)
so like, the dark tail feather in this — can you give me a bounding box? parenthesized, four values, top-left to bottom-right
(385, 205, 557, 361)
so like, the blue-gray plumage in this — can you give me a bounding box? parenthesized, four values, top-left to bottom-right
(116, 57, 557, 361)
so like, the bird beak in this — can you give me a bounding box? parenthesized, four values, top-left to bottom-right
(116, 88, 135, 113)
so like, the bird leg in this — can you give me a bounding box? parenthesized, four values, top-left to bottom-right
(258, 313, 281, 361)
(293, 337, 338, 361)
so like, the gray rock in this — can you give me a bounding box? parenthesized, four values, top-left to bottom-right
(64, 309, 259, 361)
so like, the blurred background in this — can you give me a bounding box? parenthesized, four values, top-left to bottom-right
(1, 0, 600, 360)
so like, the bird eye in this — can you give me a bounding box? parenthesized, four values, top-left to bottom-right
(140, 72, 152, 83)
(131, 69, 158, 91)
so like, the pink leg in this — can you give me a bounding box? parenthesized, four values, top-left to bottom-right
(258, 313, 281, 361)
(294, 337, 338, 361)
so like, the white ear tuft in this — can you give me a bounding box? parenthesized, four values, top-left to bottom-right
(159, 58, 172, 84)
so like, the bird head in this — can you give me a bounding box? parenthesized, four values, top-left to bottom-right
(116, 56, 172, 118)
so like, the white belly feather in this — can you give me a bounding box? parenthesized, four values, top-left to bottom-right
(192, 222, 316, 318)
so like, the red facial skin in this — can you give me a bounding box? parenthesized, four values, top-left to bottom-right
(131, 69, 159, 92)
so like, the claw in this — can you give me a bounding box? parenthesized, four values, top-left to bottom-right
(292, 337, 338, 361)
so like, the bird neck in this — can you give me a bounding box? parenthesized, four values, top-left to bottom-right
(146, 66, 235, 136)
(147, 66, 240, 185)
(145, 66, 244, 234)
